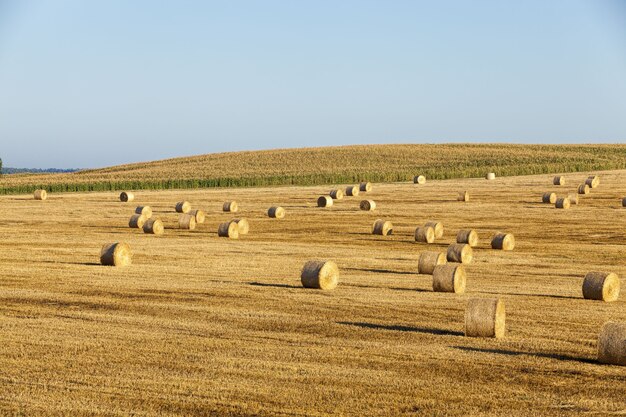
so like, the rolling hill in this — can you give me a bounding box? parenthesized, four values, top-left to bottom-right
(2, 143, 626, 194)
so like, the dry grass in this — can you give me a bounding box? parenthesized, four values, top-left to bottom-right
(1, 170, 626, 416)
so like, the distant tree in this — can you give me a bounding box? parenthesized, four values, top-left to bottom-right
(0, 158, 2, 176)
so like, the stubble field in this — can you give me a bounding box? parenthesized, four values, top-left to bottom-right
(0, 170, 625, 416)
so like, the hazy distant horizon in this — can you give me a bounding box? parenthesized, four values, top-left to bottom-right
(1, 1, 625, 169)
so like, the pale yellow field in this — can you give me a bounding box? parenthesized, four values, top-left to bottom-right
(1, 170, 625, 416)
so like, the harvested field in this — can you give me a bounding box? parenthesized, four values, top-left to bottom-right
(0, 170, 625, 416)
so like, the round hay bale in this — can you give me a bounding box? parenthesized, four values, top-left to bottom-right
(360, 200, 376, 211)
(465, 298, 505, 338)
(175, 201, 191, 213)
(553, 176, 565, 186)
(34, 189, 47, 200)
(598, 322, 626, 366)
(424, 221, 444, 239)
(100, 242, 132, 266)
(542, 192, 557, 204)
(218, 221, 239, 239)
(119, 192, 134, 202)
(372, 219, 393, 236)
(458, 191, 470, 202)
(223, 201, 238, 213)
(555, 197, 570, 209)
(301, 260, 339, 290)
(359, 182, 372, 192)
(447, 243, 473, 264)
(568, 194, 579, 205)
(179, 213, 196, 230)
(578, 184, 590, 195)
(317, 196, 333, 207)
(129, 214, 146, 229)
(413, 175, 426, 184)
(188, 209, 205, 224)
(491, 232, 515, 250)
(135, 206, 152, 218)
(329, 189, 344, 200)
(586, 175, 600, 188)
(414, 226, 435, 243)
(432, 264, 466, 294)
(345, 185, 360, 196)
(456, 229, 479, 247)
(582, 272, 620, 302)
(143, 218, 164, 235)
(418, 251, 446, 275)
(268, 206, 285, 219)
(622, 197, 626, 207)
(233, 218, 249, 235)
(486, 173, 496, 180)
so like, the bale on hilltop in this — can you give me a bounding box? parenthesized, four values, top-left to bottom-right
(301, 260, 339, 290)
(100, 242, 132, 266)
(432, 264, 466, 294)
(582, 272, 620, 302)
(465, 298, 505, 338)
(486, 173, 496, 180)
(418, 252, 446, 275)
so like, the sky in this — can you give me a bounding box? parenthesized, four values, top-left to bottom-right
(0, 1, 625, 169)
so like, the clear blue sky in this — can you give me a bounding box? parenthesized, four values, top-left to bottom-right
(1, 0, 625, 169)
